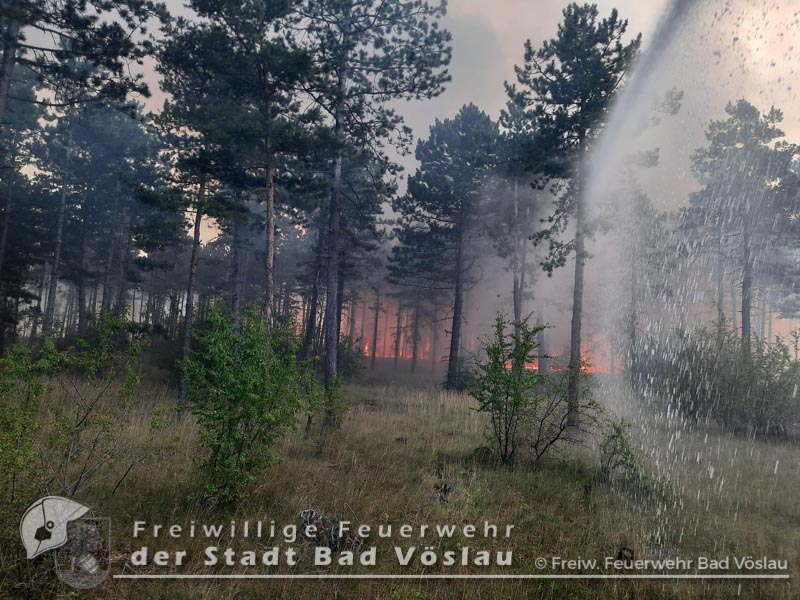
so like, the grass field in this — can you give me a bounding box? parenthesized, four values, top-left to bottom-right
(9, 376, 800, 599)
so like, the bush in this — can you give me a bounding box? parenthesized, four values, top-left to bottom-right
(186, 307, 318, 505)
(523, 365, 600, 464)
(468, 313, 601, 466)
(640, 324, 800, 438)
(599, 419, 638, 481)
(0, 345, 52, 540)
(467, 314, 544, 465)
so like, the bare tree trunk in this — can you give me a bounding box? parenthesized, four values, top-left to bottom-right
(89, 283, 98, 321)
(0, 136, 17, 281)
(430, 303, 439, 374)
(323, 167, 343, 386)
(628, 254, 637, 387)
(77, 233, 89, 336)
(43, 132, 73, 338)
(446, 223, 464, 389)
(716, 216, 725, 325)
(742, 224, 753, 358)
(382, 300, 390, 357)
(323, 26, 350, 388)
(511, 178, 525, 329)
(61, 286, 74, 337)
(177, 180, 205, 418)
(536, 310, 548, 376)
(144, 271, 156, 326)
(0, 19, 20, 138)
(767, 296, 773, 346)
(115, 220, 131, 316)
(29, 266, 46, 339)
(348, 295, 357, 341)
(731, 279, 738, 331)
(335, 273, 345, 348)
(263, 149, 275, 326)
(302, 274, 319, 360)
(131, 287, 137, 322)
(139, 284, 147, 323)
(566, 180, 586, 426)
(370, 288, 380, 370)
(410, 295, 421, 373)
(283, 283, 292, 319)
(101, 191, 120, 313)
(393, 304, 403, 369)
(231, 214, 242, 328)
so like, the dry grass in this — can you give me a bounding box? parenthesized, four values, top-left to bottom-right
(21, 381, 800, 599)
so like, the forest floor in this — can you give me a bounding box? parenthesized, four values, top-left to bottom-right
(19, 372, 800, 599)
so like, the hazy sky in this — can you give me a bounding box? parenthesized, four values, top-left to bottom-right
(394, 0, 667, 147)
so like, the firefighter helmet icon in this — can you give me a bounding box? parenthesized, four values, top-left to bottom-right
(20, 496, 89, 559)
(20, 496, 110, 589)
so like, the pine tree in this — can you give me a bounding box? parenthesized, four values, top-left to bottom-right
(391, 103, 498, 389)
(515, 3, 640, 422)
(0, 0, 168, 138)
(690, 99, 798, 358)
(299, 0, 451, 387)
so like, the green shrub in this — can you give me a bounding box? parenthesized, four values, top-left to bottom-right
(468, 313, 602, 467)
(599, 418, 638, 481)
(0, 344, 52, 539)
(641, 324, 800, 438)
(186, 307, 318, 505)
(467, 313, 545, 465)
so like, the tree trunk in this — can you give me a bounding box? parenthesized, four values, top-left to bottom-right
(177, 180, 205, 418)
(393, 304, 403, 369)
(29, 266, 46, 339)
(382, 299, 390, 357)
(89, 283, 98, 321)
(61, 285, 74, 337)
(731, 279, 738, 331)
(512, 183, 531, 371)
(767, 297, 773, 346)
(348, 296, 357, 341)
(0, 19, 20, 138)
(335, 273, 345, 348)
(0, 136, 17, 282)
(742, 224, 753, 358)
(101, 191, 120, 313)
(323, 24, 350, 388)
(323, 158, 343, 385)
(231, 214, 242, 328)
(628, 254, 637, 387)
(43, 132, 73, 338)
(115, 220, 131, 316)
(446, 223, 465, 389)
(77, 232, 89, 336)
(263, 149, 275, 326)
(716, 216, 725, 325)
(370, 288, 380, 370)
(410, 295, 421, 373)
(302, 274, 319, 360)
(511, 177, 522, 330)
(566, 184, 586, 427)
(430, 303, 439, 374)
(536, 310, 548, 376)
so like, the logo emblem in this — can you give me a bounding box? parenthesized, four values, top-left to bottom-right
(20, 497, 110, 589)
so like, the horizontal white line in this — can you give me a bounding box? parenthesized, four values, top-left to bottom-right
(112, 574, 791, 580)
